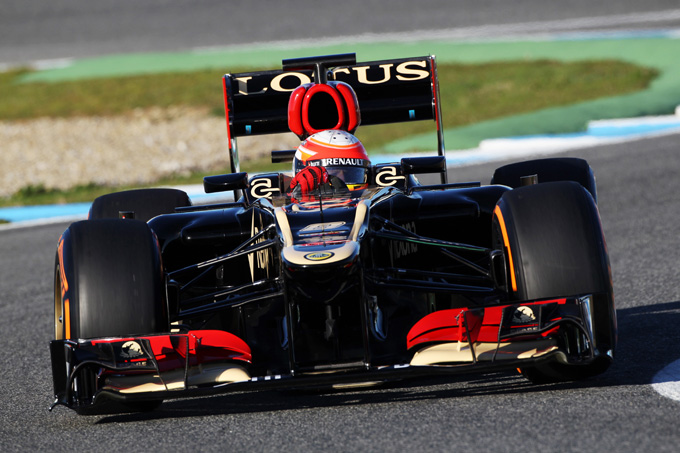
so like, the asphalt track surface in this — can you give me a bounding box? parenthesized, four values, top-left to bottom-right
(3, 2, 680, 452)
(2, 0, 680, 66)
(2, 136, 680, 451)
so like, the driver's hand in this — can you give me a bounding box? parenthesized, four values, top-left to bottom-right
(289, 166, 329, 195)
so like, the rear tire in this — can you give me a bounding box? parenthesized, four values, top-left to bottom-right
(492, 181, 616, 383)
(89, 188, 191, 222)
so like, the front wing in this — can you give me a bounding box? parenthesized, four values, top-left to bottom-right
(50, 295, 608, 413)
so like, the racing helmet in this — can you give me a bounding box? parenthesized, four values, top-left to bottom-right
(293, 130, 370, 191)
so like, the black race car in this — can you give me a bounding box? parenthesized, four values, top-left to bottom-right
(50, 53, 616, 414)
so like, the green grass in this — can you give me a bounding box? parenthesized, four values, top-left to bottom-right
(0, 59, 657, 207)
(0, 68, 226, 120)
(7, 183, 129, 207)
(359, 60, 657, 150)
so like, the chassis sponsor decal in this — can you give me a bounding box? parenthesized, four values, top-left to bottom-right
(298, 236, 348, 244)
(375, 166, 405, 187)
(299, 222, 346, 232)
(304, 251, 335, 261)
(390, 221, 418, 259)
(250, 177, 280, 199)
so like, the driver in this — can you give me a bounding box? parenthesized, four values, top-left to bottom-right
(289, 130, 370, 200)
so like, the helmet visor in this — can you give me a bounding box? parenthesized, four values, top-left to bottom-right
(326, 166, 368, 187)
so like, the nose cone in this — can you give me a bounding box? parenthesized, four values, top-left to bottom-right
(282, 241, 361, 303)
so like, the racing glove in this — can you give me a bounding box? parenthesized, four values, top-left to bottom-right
(289, 166, 330, 196)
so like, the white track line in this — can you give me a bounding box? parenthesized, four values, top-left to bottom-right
(652, 360, 680, 402)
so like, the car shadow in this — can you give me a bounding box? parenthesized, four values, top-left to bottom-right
(94, 299, 680, 424)
(607, 299, 680, 385)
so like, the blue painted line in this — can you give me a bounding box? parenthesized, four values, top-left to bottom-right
(502, 118, 680, 140)
(0, 202, 91, 223)
(587, 123, 680, 137)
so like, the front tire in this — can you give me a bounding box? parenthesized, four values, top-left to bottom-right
(55, 219, 168, 340)
(55, 219, 168, 412)
(493, 181, 616, 383)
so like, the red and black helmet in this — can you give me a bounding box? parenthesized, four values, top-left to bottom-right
(293, 130, 370, 191)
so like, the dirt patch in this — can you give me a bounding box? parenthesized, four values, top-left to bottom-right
(0, 106, 299, 198)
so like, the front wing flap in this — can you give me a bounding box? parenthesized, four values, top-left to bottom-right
(407, 296, 604, 365)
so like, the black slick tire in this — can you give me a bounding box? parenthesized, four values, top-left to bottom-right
(493, 181, 616, 383)
(54, 218, 168, 412)
(55, 218, 168, 339)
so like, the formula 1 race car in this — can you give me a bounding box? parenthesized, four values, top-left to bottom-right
(50, 53, 616, 414)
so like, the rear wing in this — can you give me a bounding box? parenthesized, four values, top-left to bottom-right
(222, 54, 445, 175)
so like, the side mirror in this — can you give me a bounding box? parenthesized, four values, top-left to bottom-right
(203, 172, 249, 193)
(401, 156, 446, 175)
